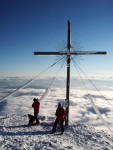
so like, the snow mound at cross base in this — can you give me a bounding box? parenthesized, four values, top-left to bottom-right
(0, 114, 113, 150)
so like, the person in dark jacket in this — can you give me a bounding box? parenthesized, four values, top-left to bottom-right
(52, 102, 65, 134)
(32, 98, 40, 124)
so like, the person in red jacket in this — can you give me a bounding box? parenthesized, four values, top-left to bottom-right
(52, 102, 65, 134)
(32, 98, 40, 124)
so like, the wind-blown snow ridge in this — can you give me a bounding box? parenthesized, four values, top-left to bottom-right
(0, 114, 113, 150)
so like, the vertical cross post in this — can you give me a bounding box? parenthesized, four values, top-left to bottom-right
(65, 20, 71, 126)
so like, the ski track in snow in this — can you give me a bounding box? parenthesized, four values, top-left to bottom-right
(0, 114, 113, 150)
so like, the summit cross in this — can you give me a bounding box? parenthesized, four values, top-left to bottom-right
(34, 20, 107, 126)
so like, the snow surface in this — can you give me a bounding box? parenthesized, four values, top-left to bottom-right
(0, 114, 113, 150)
(0, 77, 113, 149)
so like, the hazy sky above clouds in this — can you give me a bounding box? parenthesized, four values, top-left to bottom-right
(0, 0, 113, 77)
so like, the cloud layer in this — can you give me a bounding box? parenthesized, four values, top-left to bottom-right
(0, 77, 113, 133)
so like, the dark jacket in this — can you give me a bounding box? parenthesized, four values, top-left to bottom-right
(32, 100, 40, 113)
(55, 107, 65, 121)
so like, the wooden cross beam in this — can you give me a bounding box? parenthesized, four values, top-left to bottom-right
(34, 20, 107, 126)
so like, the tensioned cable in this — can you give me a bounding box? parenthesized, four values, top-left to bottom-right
(55, 55, 66, 65)
(40, 58, 66, 101)
(73, 57, 113, 112)
(49, 58, 65, 87)
(72, 59, 113, 147)
(72, 59, 113, 108)
(0, 56, 64, 102)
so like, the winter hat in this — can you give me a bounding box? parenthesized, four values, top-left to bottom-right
(58, 102, 62, 108)
(33, 98, 37, 101)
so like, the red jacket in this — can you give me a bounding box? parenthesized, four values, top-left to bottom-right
(32, 101, 40, 112)
(55, 107, 65, 121)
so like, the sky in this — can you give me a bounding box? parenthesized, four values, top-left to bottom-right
(0, 0, 113, 77)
